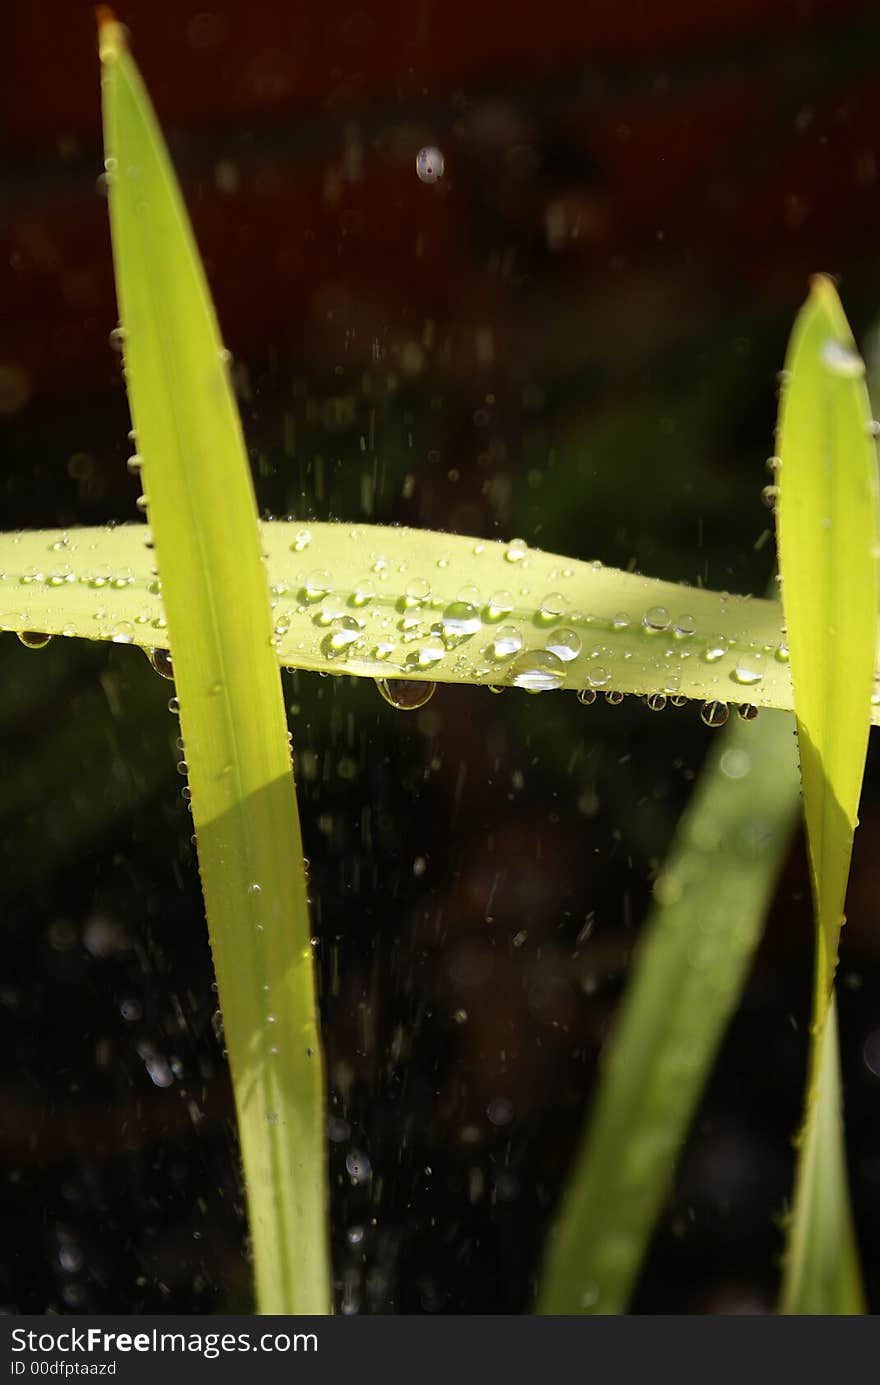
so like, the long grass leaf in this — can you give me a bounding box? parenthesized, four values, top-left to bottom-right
(535, 706, 800, 1313)
(98, 14, 329, 1313)
(776, 275, 876, 1314)
(7, 521, 880, 721)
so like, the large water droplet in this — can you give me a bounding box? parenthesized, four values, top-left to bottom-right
(643, 606, 670, 633)
(491, 626, 523, 660)
(404, 577, 431, 606)
(537, 592, 566, 623)
(544, 627, 581, 662)
(441, 600, 481, 643)
(17, 630, 52, 649)
(508, 649, 566, 692)
(375, 679, 436, 710)
(700, 700, 729, 728)
(304, 569, 331, 600)
(147, 646, 174, 679)
(322, 616, 363, 656)
(731, 661, 763, 687)
(485, 591, 514, 623)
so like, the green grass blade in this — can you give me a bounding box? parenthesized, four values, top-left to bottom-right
(776, 276, 876, 1314)
(535, 706, 800, 1314)
(98, 15, 329, 1313)
(780, 998, 864, 1314)
(8, 519, 880, 722)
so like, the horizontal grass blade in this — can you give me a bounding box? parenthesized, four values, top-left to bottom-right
(98, 15, 329, 1313)
(535, 706, 800, 1314)
(776, 276, 876, 1314)
(7, 520, 880, 721)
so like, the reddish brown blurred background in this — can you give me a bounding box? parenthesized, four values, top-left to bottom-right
(3, 0, 880, 1316)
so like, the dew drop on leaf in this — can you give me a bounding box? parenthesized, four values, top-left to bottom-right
(375, 678, 436, 710)
(700, 700, 730, 728)
(147, 646, 174, 679)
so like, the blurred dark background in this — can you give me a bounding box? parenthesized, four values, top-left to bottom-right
(2, 0, 880, 1315)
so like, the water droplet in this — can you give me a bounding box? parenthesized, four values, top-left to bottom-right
(578, 688, 597, 705)
(248, 882, 262, 895)
(486, 590, 514, 621)
(491, 625, 523, 660)
(147, 647, 174, 679)
(611, 611, 631, 631)
(346, 1150, 372, 1184)
(646, 692, 667, 712)
(108, 325, 125, 352)
(509, 649, 566, 692)
(700, 700, 729, 728)
(17, 630, 52, 649)
(702, 637, 728, 663)
(737, 703, 759, 720)
(126, 453, 142, 474)
(404, 577, 431, 606)
(304, 569, 331, 600)
(731, 661, 763, 687)
(322, 616, 363, 656)
(537, 592, 566, 623)
(415, 146, 445, 183)
(587, 664, 611, 688)
(110, 621, 134, 644)
(673, 614, 696, 638)
(643, 606, 670, 632)
(774, 642, 790, 663)
(440, 600, 481, 643)
(168, 696, 180, 715)
(821, 338, 865, 378)
(409, 643, 444, 669)
(605, 690, 624, 706)
(375, 678, 436, 710)
(505, 538, 527, 564)
(544, 627, 581, 662)
(761, 485, 778, 509)
(766, 454, 781, 473)
(291, 528, 312, 552)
